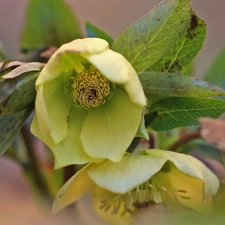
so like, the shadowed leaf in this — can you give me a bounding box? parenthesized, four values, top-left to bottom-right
(147, 97, 225, 131)
(85, 21, 113, 46)
(0, 107, 33, 156)
(140, 72, 225, 102)
(21, 0, 81, 51)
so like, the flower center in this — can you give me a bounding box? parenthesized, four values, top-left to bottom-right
(99, 174, 189, 216)
(72, 70, 110, 108)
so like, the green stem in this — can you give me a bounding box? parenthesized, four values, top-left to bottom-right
(21, 124, 52, 200)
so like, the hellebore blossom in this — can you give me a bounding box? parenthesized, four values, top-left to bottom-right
(53, 150, 220, 225)
(31, 38, 146, 168)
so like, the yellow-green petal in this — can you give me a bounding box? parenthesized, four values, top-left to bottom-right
(59, 38, 109, 56)
(35, 75, 72, 144)
(80, 89, 143, 162)
(36, 38, 109, 86)
(86, 49, 146, 106)
(31, 108, 103, 169)
(31, 114, 54, 148)
(88, 155, 167, 194)
(163, 165, 213, 215)
(53, 107, 104, 169)
(90, 185, 132, 225)
(53, 164, 93, 214)
(145, 149, 220, 199)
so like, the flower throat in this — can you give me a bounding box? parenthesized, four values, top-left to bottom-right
(72, 70, 110, 108)
(100, 175, 189, 217)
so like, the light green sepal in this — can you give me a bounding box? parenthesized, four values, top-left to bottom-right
(135, 109, 149, 140)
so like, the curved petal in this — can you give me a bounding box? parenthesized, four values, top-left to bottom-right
(31, 108, 103, 169)
(88, 155, 167, 194)
(36, 38, 108, 86)
(81, 89, 143, 162)
(90, 185, 132, 225)
(53, 107, 104, 169)
(31, 114, 54, 148)
(86, 49, 146, 106)
(35, 75, 72, 144)
(145, 149, 220, 199)
(53, 164, 93, 214)
(58, 38, 109, 56)
(161, 165, 213, 215)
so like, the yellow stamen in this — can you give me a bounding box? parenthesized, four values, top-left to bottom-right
(72, 70, 110, 108)
(99, 174, 190, 216)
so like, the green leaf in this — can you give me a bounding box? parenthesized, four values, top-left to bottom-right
(204, 47, 225, 90)
(147, 97, 225, 131)
(85, 21, 113, 46)
(112, 0, 191, 72)
(0, 107, 33, 156)
(149, 11, 206, 74)
(179, 139, 221, 162)
(0, 63, 42, 114)
(140, 72, 225, 102)
(21, 0, 82, 51)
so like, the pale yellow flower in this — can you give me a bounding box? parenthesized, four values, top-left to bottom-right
(53, 150, 220, 224)
(31, 38, 146, 168)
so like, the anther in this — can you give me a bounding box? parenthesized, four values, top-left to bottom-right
(72, 70, 110, 108)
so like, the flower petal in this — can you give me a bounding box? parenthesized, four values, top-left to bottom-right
(86, 49, 146, 106)
(145, 149, 220, 199)
(90, 185, 132, 225)
(35, 75, 72, 144)
(80, 89, 143, 162)
(161, 165, 213, 215)
(53, 164, 93, 214)
(88, 155, 167, 194)
(31, 108, 103, 169)
(31, 114, 54, 148)
(53, 107, 104, 169)
(36, 38, 109, 86)
(59, 38, 109, 56)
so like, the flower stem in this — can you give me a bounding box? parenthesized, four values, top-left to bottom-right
(21, 124, 52, 200)
(168, 130, 201, 152)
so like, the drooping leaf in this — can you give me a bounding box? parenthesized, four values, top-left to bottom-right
(149, 11, 206, 74)
(146, 97, 225, 131)
(21, 0, 82, 51)
(2, 62, 43, 79)
(85, 21, 113, 46)
(204, 47, 225, 90)
(112, 0, 191, 72)
(0, 107, 33, 156)
(140, 72, 225, 102)
(0, 62, 43, 114)
(0, 60, 25, 77)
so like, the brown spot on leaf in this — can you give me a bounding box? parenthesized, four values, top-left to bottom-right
(177, 65, 182, 71)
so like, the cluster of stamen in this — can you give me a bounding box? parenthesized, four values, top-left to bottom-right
(72, 70, 110, 108)
(99, 177, 189, 216)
